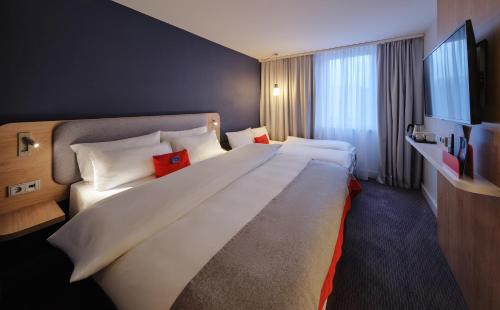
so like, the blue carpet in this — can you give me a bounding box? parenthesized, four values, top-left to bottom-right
(327, 180, 468, 310)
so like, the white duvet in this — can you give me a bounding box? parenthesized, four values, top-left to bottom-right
(49, 143, 350, 309)
(277, 144, 355, 173)
(271, 136, 356, 173)
(284, 136, 355, 152)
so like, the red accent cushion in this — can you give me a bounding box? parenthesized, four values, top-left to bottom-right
(254, 134, 270, 144)
(153, 149, 191, 178)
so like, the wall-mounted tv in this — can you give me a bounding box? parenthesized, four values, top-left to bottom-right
(424, 20, 480, 125)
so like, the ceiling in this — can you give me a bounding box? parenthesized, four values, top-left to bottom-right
(113, 0, 436, 60)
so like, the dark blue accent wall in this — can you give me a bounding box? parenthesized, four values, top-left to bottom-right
(0, 0, 260, 135)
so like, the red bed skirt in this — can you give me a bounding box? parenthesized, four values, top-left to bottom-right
(318, 178, 361, 310)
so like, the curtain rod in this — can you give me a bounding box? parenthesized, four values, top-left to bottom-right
(259, 33, 424, 62)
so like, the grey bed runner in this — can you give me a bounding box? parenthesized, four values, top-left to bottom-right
(172, 160, 349, 310)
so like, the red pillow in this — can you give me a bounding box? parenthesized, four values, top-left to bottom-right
(153, 149, 191, 178)
(254, 134, 270, 144)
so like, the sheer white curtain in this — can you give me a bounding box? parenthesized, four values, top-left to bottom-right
(314, 44, 379, 179)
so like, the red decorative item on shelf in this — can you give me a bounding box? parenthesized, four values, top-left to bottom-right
(442, 151, 460, 178)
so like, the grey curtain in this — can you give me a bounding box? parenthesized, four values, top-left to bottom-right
(377, 38, 424, 189)
(260, 55, 314, 141)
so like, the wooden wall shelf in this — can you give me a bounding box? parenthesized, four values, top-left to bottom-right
(406, 136, 500, 197)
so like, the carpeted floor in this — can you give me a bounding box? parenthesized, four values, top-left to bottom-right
(0, 180, 468, 309)
(327, 180, 468, 310)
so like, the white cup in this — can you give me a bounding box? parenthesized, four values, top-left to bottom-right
(414, 132, 426, 141)
(425, 132, 436, 143)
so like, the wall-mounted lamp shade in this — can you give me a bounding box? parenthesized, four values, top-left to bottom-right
(212, 119, 219, 126)
(22, 137, 40, 148)
(272, 84, 280, 96)
(18, 132, 40, 156)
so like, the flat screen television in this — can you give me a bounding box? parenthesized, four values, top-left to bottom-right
(424, 20, 480, 124)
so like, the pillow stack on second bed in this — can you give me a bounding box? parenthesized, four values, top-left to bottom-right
(225, 126, 270, 149)
(225, 126, 357, 174)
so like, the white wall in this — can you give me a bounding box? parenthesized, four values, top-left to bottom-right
(421, 117, 457, 214)
(422, 16, 440, 214)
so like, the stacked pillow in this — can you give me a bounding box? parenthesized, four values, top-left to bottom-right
(225, 126, 270, 149)
(71, 126, 226, 191)
(226, 128, 254, 149)
(70, 131, 160, 182)
(251, 126, 270, 140)
(170, 130, 226, 163)
(160, 126, 207, 143)
(90, 143, 172, 191)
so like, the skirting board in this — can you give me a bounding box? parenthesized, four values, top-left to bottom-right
(421, 183, 437, 216)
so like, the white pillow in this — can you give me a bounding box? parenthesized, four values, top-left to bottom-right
(171, 130, 226, 163)
(251, 126, 269, 139)
(160, 126, 207, 143)
(70, 132, 160, 182)
(226, 128, 254, 149)
(90, 143, 172, 191)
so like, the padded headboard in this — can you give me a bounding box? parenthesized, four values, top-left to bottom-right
(53, 113, 220, 185)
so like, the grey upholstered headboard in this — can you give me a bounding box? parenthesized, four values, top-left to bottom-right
(53, 113, 220, 185)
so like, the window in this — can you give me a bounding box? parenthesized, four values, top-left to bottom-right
(314, 44, 378, 179)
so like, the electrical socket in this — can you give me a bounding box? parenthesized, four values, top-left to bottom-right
(7, 180, 41, 197)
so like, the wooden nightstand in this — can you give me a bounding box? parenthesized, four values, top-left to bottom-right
(0, 200, 65, 241)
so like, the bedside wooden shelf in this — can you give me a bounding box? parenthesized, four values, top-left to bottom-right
(0, 200, 65, 241)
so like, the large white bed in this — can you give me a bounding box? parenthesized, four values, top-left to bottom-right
(49, 115, 359, 310)
(68, 138, 356, 217)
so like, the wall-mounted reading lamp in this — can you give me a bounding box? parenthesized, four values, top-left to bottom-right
(23, 137, 40, 148)
(18, 132, 40, 156)
(212, 119, 219, 127)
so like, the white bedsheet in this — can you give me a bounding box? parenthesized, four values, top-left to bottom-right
(270, 136, 356, 173)
(270, 136, 354, 151)
(277, 143, 355, 173)
(49, 144, 281, 282)
(95, 152, 316, 310)
(284, 136, 355, 152)
(69, 176, 155, 218)
(49, 144, 349, 310)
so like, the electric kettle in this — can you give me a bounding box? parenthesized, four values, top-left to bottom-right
(407, 124, 425, 138)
